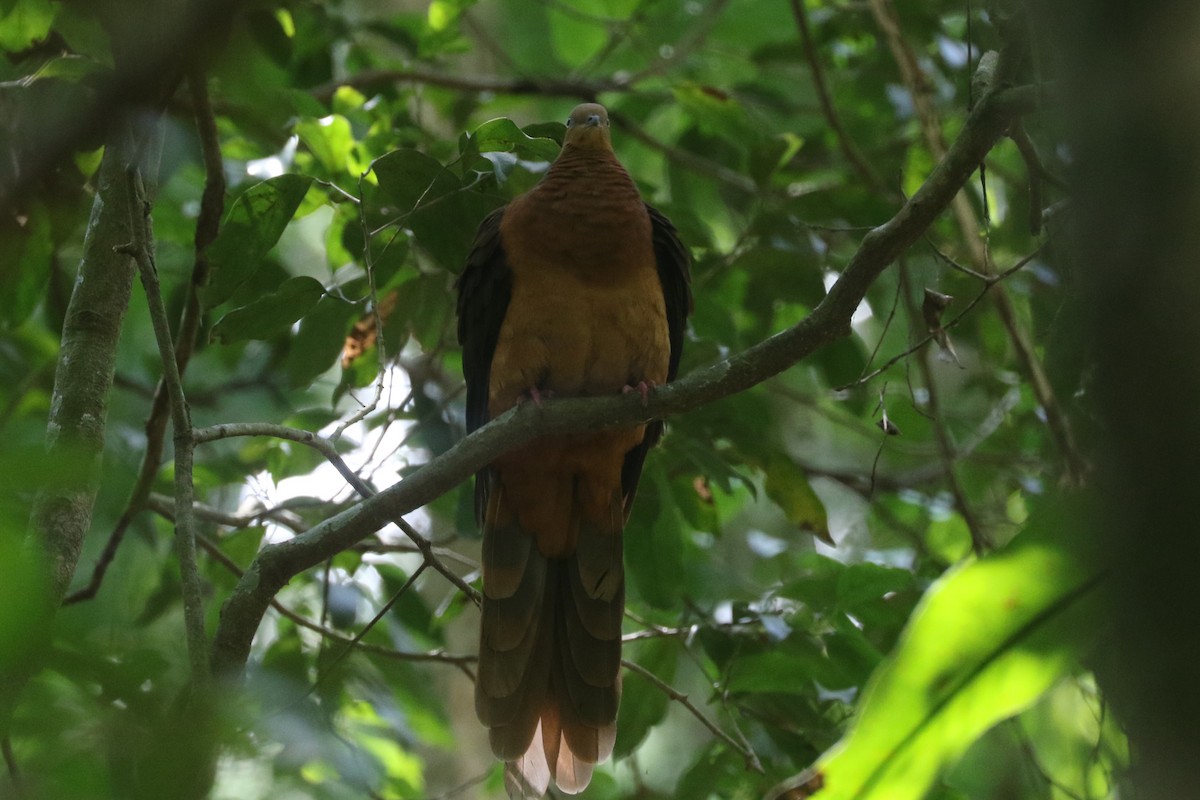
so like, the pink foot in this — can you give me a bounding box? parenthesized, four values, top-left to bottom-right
(622, 380, 656, 406)
(517, 387, 553, 407)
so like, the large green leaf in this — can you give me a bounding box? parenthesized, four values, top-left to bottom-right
(371, 149, 502, 270)
(460, 117, 560, 177)
(210, 275, 324, 343)
(0, 0, 54, 51)
(285, 292, 357, 388)
(807, 500, 1107, 800)
(764, 453, 831, 544)
(203, 174, 314, 309)
(626, 467, 685, 610)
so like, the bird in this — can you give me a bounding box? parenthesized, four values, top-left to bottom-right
(455, 103, 692, 796)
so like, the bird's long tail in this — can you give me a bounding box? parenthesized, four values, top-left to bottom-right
(475, 473, 625, 797)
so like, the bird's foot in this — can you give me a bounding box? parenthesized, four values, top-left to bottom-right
(517, 387, 554, 407)
(622, 380, 657, 406)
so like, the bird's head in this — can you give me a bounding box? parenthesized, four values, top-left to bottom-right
(562, 103, 612, 152)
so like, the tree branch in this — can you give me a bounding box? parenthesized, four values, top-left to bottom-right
(24, 122, 142, 604)
(622, 658, 763, 773)
(210, 79, 1039, 677)
(119, 169, 209, 685)
(66, 69, 226, 606)
(311, 68, 622, 104)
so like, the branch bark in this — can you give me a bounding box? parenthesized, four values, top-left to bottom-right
(210, 79, 1039, 677)
(24, 124, 143, 601)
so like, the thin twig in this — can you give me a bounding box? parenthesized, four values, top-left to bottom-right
(860, 271, 904, 380)
(193, 421, 481, 605)
(2, 736, 19, 786)
(354, 541, 480, 571)
(610, 109, 758, 194)
(838, 244, 1042, 389)
(621, 659, 763, 773)
(330, 174, 389, 442)
(898, 263, 989, 554)
(195, 533, 475, 673)
(119, 169, 209, 684)
(789, 0, 885, 192)
(195, 423, 372, 492)
(422, 768, 494, 800)
(311, 68, 618, 104)
(145, 492, 309, 533)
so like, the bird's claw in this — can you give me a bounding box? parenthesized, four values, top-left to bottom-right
(517, 387, 553, 407)
(622, 380, 656, 406)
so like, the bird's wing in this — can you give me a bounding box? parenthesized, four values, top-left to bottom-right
(619, 203, 694, 513)
(647, 202, 694, 383)
(455, 206, 511, 523)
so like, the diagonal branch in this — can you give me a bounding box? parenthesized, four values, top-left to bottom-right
(210, 78, 1039, 677)
(622, 658, 763, 772)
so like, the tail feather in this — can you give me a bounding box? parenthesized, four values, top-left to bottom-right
(478, 480, 625, 796)
(484, 606, 550, 760)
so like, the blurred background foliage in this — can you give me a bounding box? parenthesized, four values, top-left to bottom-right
(0, 1, 1130, 798)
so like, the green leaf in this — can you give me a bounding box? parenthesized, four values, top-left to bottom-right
(211, 276, 325, 343)
(285, 293, 358, 388)
(296, 113, 358, 174)
(464, 117, 560, 165)
(0, 0, 55, 51)
(0, 532, 51, 675)
(673, 82, 758, 149)
(835, 563, 914, 611)
(371, 149, 502, 270)
(217, 527, 266, 575)
(372, 149, 458, 218)
(626, 467, 685, 609)
(204, 174, 314, 309)
(809, 499, 1107, 800)
(727, 637, 845, 694)
(764, 454, 831, 544)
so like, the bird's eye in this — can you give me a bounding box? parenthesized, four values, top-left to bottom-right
(565, 117, 574, 127)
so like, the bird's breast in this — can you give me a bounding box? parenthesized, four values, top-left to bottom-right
(489, 195, 668, 416)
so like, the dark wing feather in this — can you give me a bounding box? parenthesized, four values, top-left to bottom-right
(620, 204, 693, 508)
(455, 206, 511, 523)
(645, 203, 693, 382)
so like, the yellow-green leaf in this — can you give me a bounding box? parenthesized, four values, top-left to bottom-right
(809, 499, 1107, 800)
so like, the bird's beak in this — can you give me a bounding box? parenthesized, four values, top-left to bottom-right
(586, 114, 602, 127)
